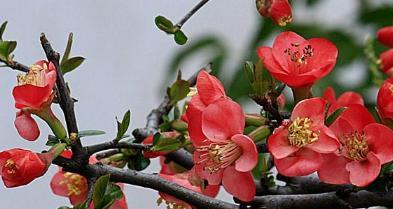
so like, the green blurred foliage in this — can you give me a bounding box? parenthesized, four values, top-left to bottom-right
(165, 0, 393, 106)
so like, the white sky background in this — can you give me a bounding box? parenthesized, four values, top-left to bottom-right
(0, 0, 385, 208)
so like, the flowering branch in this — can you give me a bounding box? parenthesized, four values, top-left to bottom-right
(53, 156, 238, 209)
(86, 141, 150, 156)
(40, 33, 85, 162)
(2, 59, 29, 72)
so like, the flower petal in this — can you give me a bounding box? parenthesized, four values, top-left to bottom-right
(272, 31, 305, 71)
(291, 97, 326, 126)
(50, 171, 69, 197)
(13, 85, 52, 109)
(306, 126, 339, 154)
(323, 87, 336, 104)
(317, 153, 351, 185)
(330, 104, 374, 135)
(364, 123, 393, 164)
(14, 111, 40, 141)
(257, 47, 287, 74)
(222, 165, 255, 202)
(268, 127, 299, 159)
(346, 152, 381, 187)
(202, 99, 245, 142)
(274, 149, 322, 177)
(193, 153, 223, 185)
(231, 134, 258, 172)
(196, 70, 226, 105)
(186, 95, 207, 146)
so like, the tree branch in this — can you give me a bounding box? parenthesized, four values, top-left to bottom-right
(1, 60, 30, 72)
(251, 190, 393, 209)
(86, 141, 150, 156)
(53, 156, 238, 209)
(40, 33, 85, 162)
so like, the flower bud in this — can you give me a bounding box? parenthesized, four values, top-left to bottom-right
(380, 49, 393, 77)
(377, 78, 393, 125)
(256, 0, 293, 26)
(377, 26, 393, 48)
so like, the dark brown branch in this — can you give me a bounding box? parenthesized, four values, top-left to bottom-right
(165, 149, 194, 170)
(132, 64, 211, 143)
(86, 141, 150, 156)
(175, 0, 210, 28)
(40, 33, 85, 162)
(95, 150, 120, 160)
(250, 190, 393, 209)
(53, 156, 238, 209)
(3, 60, 30, 72)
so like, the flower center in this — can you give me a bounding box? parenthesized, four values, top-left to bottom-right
(342, 132, 369, 161)
(278, 16, 292, 27)
(59, 172, 86, 196)
(288, 117, 319, 147)
(157, 197, 189, 209)
(17, 63, 48, 87)
(196, 141, 242, 173)
(284, 44, 314, 66)
(4, 159, 18, 175)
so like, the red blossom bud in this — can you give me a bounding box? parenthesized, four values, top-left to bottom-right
(256, 0, 293, 26)
(380, 49, 393, 77)
(0, 144, 65, 188)
(377, 26, 393, 48)
(377, 78, 393, 122)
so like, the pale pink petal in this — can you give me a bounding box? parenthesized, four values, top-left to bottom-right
(274, 149, 322, 177)
(196, 71, 226, 105)
(267, 127, 299, 159)
(222, 165, 255, 202)
(317, 153, 351, 185)
(306, 126, 339, 154)
(14, 111, 40, 141)
(231, 134, 258, 172)
(364, 123, 393, 164)
(291, 97, 326, 126)
(346, 152, 381, 187)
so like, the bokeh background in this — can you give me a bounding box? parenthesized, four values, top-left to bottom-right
(0, 0, 392, 208)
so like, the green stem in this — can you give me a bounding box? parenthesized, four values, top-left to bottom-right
(245, 114, 268, 126)
(35, 107, 68, 141)
(292, 85, 313, 105)
(248, 125, 270, 143)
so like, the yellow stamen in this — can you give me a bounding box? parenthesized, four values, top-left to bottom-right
(343, 132, 369, 161)
(59, 172, 85, 196)
(4, 159, 17, 174)
(17, 64, 47, 87)
(278, 16, 292, 27)
(288, 117, 319, 147)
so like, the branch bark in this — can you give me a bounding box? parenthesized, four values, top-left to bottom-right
(40, 33, 85, 162)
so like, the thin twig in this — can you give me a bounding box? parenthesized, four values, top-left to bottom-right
(132, 64, 211, 143)
(175, 0, 210, 28)
(86, 141, 150, 156)
(40, 33, 85, 162)
(2, 60, 30, 72)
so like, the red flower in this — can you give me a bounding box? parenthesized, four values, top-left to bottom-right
(159, 169, 219, 209)
(256, 0, 293, 26)
(258, 31, 338, 88)
(0, 148, 52, 187)
(318, 105, 393, 186)
(268, 98, 339, 177)
(186, 71, 257, 202)
(380, 49, 393, 77)
(377, 26, 393, 48)
(13, 60, 57, 141)
(323, 87, 364, 115)
(377, 78, 393, 121)
(50, 151, 128, 208)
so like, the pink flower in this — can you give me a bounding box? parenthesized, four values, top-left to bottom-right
(380, 49, 393, 77)
(258, 31, 338, 88)
(159, 169, 219, 209)
(50, 151, 128, 208)
(186, 71, 258, 202)
(323, 87, 364, 115)
(268, 98, 339, 177)
(377, 26, 393, 48)
(13, 60, 57, 141)
(377, 78, 393, 121)
(256, 0, 293, 26)
(318, 105, 393, 186)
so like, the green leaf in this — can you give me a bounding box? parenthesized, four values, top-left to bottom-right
(46, 135, 61, 146)
(93, 174, 111, 206)
(0, 21, 8, 41)
(61, 33, 73, 66)
(174, 30, 188, 45)
(132, 153, 151, 171)
(152, 137, 181, 152)
(359, 6, 393, 27)
(152, 133, 161, 146)
(78, 130, 106, 138)
(95, 184, 123, 209)
(0, 41, 17, 61)
(155, 16, 176, 34)
(116, 110, 131, 140)
(168, 77, 190, 104)
(325, 107, 347, 126)
(61, 56, 85, 75)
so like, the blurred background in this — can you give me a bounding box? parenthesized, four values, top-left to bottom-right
(0, 0, 392, 208)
